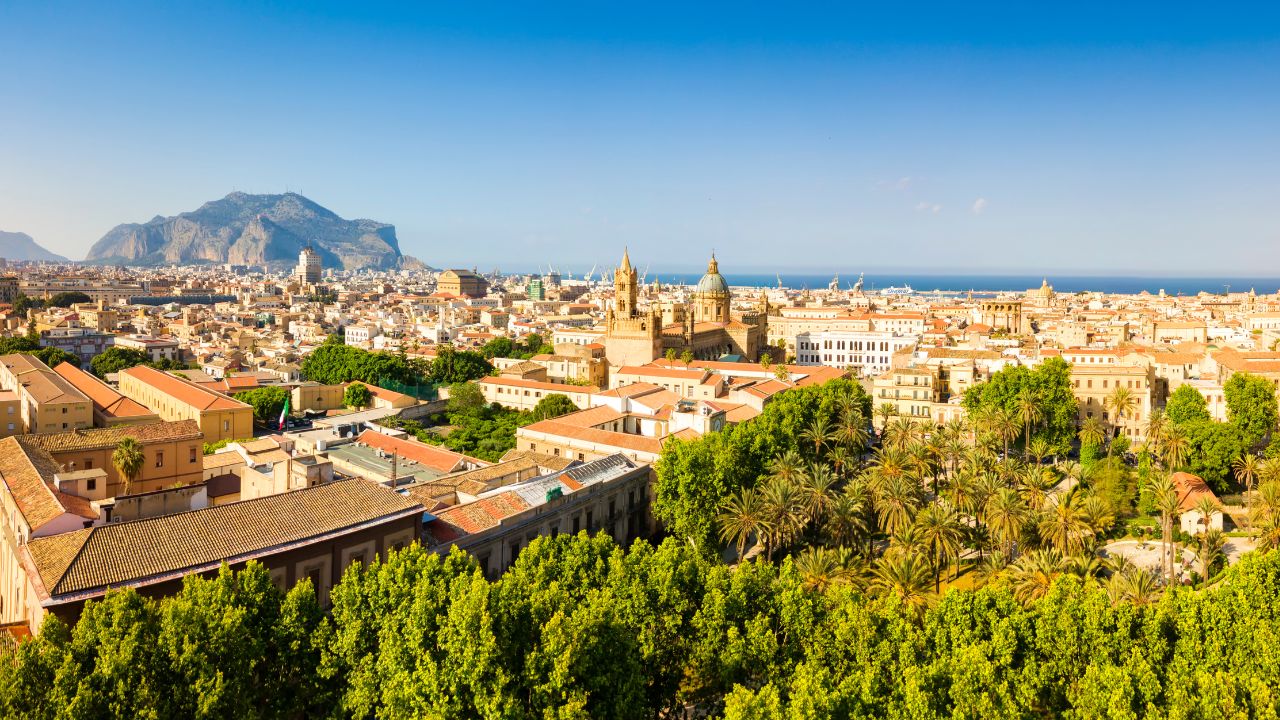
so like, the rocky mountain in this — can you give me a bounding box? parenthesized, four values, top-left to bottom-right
(0, 231, 68, 262)
(85, 192, 403, 270)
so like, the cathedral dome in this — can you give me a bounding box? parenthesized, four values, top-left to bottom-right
(695, 255, 729, 296)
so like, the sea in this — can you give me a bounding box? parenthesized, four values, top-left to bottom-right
(648, 273, 1280, 297)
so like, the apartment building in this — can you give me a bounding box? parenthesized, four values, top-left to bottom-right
(117, 365, 253, 443)
(20, 420, 205, 497)
(793, 330, 916, 376)
(1070, 363, 1155, 441)
(480, 376, 596, 412)
(0, 354, 93, 434)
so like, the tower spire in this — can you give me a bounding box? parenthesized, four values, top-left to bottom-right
(620, 247, 632, 271)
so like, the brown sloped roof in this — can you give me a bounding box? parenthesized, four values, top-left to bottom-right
(0, 437, 74, 531)
(20, 420, 202, 454)
(25, 479, 423, 599)
(51, 362, 156, 420)
(119, 365, 249, 411)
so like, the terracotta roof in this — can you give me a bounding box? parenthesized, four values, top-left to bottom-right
(0, 437, 80, 531)
(21, 420, 202, 454)
(0, 355, 90, 405)
(1171, 472, 1221, 514)
(51, 363, 157, 420)
(24, 479, 423, 600)
(119, 365, 249, 411)
(356, 430, 475, 473)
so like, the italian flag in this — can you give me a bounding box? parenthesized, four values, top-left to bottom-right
(278, 395, 290, 430)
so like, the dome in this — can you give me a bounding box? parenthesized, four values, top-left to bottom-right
(695, 255, 729, 296)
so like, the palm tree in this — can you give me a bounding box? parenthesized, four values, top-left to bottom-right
(1146, 472, 1179, 580)
(761, 477, 805, 557)
(1018, 466, 1057, 512)
(1144, 410, 1169, 462)
(1015, 388, 1043, 460)
(873, 474, 922, 536)
(1234, 453, 1262, 533)
(1077, 416, 1106, 454)
(766, 450, 806, 486)
(835, 408, 871, 453)
(794, 547, 858, 592)
(1197, 528, 1226, 583)
(717, 487, 772, 560)
(987, 408, 1019, 459)
(1107, 567, 1163, 606)
(868, 552, 934, 610)
(1192, 495, 1221, 537)
(800, 416, 837, 458)
(1037, 497, 1092, 555)
(985, 488, 1027, 561)
(1007, 549, 1065, 605)
(1027, 437, 1052, 467)
(798, 463, 838, 527)
(1104, 385, 1137, 459)
(875, 403, 896, 436)
(1162, 426, 1189, 471)
(915, 505, 965, 591)
(1078, 495, 1116, 539)
(112, 436, 145, 496)
(824, 492, 869, 548)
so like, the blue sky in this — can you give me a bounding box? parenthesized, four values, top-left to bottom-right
(2, 2, 1278, 274)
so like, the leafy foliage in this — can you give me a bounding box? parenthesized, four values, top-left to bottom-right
(1165, 384, 1212, 426)
(481, 333, 555, 360)
(301, 336, 431, 387)
(12, 539, 1280, 718)
(530, 393, 578, 422)
(961, 357, 1077, 453)
(0, 335, 80, 369)
(1225, 371, 1279, 446)
(90, 346, 150, 378)
(234, 387, 291, 424)
(654, 379, 872, 550)
(343, 382, 372, 409)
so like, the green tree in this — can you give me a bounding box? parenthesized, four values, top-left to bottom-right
(429, 344, 494, 384)
(90, 346, 150, 378)
(234, 387, 290, 424)
(112, 436, 145, 496)
(343, 382, 373, 409)
(47, 291, 91, 308)
(1180, 420, 1248, 492)
(530, 393, 578, 422)
(1224, 371, 1279, 445)
(446, 381, 487, 415)
(1165, 384, 1212, 426)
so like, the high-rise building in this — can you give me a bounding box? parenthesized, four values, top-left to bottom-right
(296, 246, 322, 285)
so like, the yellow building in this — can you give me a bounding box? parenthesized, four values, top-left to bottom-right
(0, 354, 93, 434)
(437, 269, 489, 298)
(873, 366, 944, 423)
(1070, 363, 1154, 441)
(19, 420, 205, 497)
(117, 365, 253, 444)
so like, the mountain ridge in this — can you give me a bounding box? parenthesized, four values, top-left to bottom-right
(0, 231, 69, 262)
(84, 192, 404, 270)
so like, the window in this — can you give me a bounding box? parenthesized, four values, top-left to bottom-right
(85, 458, 92, 469)
(155, 451, 164, 468)
(189, 448, 197, 463)
(87, 478, 96, 491)
(62, 407, 67, 414)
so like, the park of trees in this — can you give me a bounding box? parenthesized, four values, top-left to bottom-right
(300, 336, 492, 391)
(7, 536, 1280, 717)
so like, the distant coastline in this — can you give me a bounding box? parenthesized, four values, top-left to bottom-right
(652, 273, 1280, 296)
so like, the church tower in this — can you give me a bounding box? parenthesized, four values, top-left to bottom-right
(615, 247, 638, 318)
(604, 248, 662, 368)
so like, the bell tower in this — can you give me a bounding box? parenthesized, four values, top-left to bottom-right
(615, 247, 637, 318)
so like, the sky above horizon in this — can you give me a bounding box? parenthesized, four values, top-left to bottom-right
(2, 2, 1279, 275)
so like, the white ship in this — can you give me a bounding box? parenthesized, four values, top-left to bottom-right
(879, 284, 914, 296)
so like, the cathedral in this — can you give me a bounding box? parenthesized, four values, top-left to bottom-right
(604, 249, 768, 367)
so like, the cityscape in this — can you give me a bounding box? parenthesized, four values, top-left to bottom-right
(3, 2, 1280, 718)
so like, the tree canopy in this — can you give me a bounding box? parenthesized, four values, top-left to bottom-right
(530, 393, 578, 422)
(343, 382, 372, 409)
(1165, 384, 1211, 426)
(1225, 371, 1279, 446)
(0, 335, 80, 369)
(961, 357, 1077, 453)
(10, 537, 1280, 718)
(90, 346, 150, 378)
(234, 387, 290, 424)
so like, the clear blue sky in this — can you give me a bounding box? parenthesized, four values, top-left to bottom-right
(2, 2, 1278, 274)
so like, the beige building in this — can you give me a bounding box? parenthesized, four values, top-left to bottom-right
(1070, 363, 1154, 441)
(0, 354, 93, 434)
(437, 269, 489, 298)
(479, 376, 595, 412)
(19, 420, 206, 497)
(117, 365, 253, 444)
